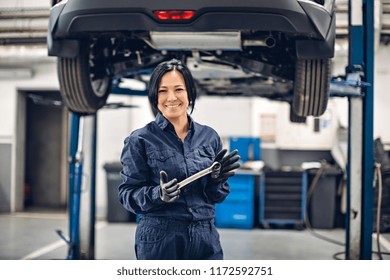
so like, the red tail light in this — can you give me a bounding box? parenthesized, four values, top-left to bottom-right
(153, 10, 195, 21)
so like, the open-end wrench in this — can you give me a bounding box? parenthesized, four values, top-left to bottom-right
(178, 162, 221, 190)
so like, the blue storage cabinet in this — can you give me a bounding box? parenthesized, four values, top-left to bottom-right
(259, 171, 307, 229)
(215, 174, 255, 229)
(229, 137, 261, 162)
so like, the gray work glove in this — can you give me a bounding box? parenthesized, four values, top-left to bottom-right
(211, 149, 241, 182)
(159, 170, 180, 203)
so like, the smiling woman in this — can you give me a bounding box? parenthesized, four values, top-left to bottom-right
(117, 59, 241, 260)
(147, 60, 197, 141)
(156, 70, 190, 137)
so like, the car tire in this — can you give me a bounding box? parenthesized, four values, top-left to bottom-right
(292, 58, 331, 117)
(289, 107, 306, 123)
(58, 40, 112, 114)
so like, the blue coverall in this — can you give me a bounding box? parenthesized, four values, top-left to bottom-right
(119, 113, 230, 259)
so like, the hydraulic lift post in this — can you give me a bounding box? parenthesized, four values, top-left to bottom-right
(346, 0, 375, 259)
(64, 113, 97, 260)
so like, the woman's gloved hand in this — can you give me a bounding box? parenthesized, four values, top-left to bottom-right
(211, 149, 241, 182)
(159, 170, 180, 203)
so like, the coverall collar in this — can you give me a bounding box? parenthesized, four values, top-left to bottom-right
(155, 112, 194, 132)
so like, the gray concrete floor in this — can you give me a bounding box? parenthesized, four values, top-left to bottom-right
(1, 211, 389, 260)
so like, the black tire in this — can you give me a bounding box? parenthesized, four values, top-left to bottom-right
(292, 58, 331, 117)
(289, 106, 307, 123)
(58, 40, 112, 114)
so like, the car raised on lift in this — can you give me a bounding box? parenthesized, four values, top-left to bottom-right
(48, 0, 336, 121)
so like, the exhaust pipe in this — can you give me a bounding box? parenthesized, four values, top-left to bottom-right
(243, 36, 276, 48)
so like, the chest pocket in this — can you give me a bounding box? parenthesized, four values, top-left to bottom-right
(193, 145, 215, 172)
(198, 146, 215, 159)
(147, 150, 183, 181)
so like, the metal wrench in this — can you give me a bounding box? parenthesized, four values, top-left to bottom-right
(178, 162, 221, 190)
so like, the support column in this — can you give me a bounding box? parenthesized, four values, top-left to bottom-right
(346, 0, 375, 260)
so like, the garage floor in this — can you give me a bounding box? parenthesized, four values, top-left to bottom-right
(1, 211, 389, 260)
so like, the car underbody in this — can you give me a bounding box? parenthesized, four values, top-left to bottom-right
(48, 0, 336, 120)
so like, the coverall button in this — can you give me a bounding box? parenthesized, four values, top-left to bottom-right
(188, 207, 193, 213)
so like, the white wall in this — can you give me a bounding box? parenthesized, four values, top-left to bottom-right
(122, 95, 266, 144)
(192, 96, 254, 138)
(0, 0, 49, 9)
(276, 100, 340, 150)
(192, 96, 340, 150)
(0, 57, 59, 212)
(0, 51, 137, 216)
(95, 94, 142, 217)
(374, 46, 390, 142)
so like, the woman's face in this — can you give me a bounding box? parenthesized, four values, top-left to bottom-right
(157, 70, 189, 121)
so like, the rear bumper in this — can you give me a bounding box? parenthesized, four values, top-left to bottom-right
(48, 0, 335, 57)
